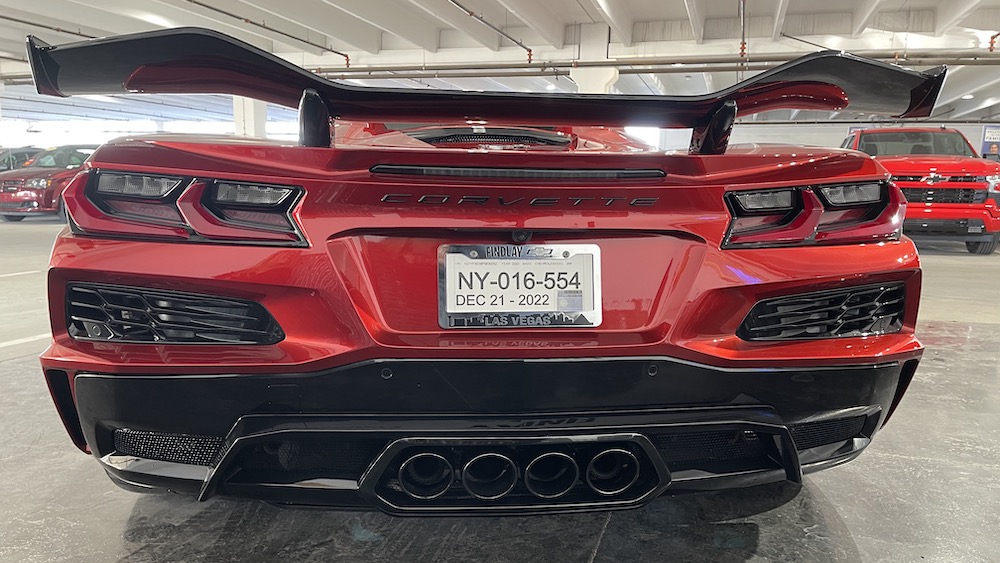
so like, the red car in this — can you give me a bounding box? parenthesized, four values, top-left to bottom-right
(31, 29, 941, 515)
(842, 127, 1000, 254)
(0, 145, 98, 222)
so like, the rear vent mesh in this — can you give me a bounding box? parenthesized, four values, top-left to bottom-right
(370, 165, 665, 180)
(114, 429, 224, 466)
(738, 283, 905, 340)
(67, 283, 284, 344)
(789, 415, 867, 450)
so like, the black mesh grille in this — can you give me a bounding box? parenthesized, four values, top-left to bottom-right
(232, 437, 391, 482)
(901, 187, 987, 204)
(114, 428, 224, 466)
(738, 283, 905, 340)
(2, 179, 23, 192)
(0, 201, 30, 208)
(649, 429, 772, 472)
(67, 283, 284, 344)
(789, 415, 867, 450)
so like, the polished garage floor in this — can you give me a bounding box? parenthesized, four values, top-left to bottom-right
(1, 217, 997, 563)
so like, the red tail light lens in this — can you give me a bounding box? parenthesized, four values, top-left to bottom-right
(724, 181, 902, 248)
(65, 170, 306, 246)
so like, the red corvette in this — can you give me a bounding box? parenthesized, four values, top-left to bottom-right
(31, 29, 941, 515)
(0, 145, 97, 221)
(841, 127, 1000, 254)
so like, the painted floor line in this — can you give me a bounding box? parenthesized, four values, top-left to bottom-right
(0, 270, 42, 279)
(0, 333, 51, 349)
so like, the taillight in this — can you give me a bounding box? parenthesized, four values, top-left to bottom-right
(724, 181, 903, 248)
(63, 170, 306, 246)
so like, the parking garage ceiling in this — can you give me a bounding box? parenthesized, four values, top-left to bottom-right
(1, 0, 1000, 123)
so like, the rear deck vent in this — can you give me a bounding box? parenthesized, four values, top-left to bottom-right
(738, 282, 905, 340)
(370, 165, 665, 180)
(114, 428, 224, 466)
(67, 283, 284, 344)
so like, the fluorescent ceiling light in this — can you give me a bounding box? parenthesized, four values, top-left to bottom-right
(961, 94, 975, 100)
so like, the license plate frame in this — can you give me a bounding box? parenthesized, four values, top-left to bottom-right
(438, 244, 602, 329)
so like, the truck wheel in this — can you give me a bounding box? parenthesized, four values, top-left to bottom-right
(1, 215, 24, 222)
(966, 238, 999, 255)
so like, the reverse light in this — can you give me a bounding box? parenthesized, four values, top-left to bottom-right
(66, 170, 306, 246)
(213, 183, 292, 205)
(724, 181, 901, 248)
(818, 183, 881, 205)
(96, 173, 182, 198)
(733, 190, 795, 211)
(25, 178, 51, 189)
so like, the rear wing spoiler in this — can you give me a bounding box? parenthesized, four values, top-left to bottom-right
(27, 27, 946, 154)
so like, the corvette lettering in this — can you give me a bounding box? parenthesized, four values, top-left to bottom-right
(380, 193, 658, 206)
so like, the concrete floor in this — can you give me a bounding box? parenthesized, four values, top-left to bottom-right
(1, 216, 998, 563)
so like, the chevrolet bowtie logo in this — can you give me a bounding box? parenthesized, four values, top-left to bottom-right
(921, 172, 947, 184)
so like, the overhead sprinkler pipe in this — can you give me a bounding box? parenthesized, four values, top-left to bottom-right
(739, 0, 748, 60)
(448, 0, 533, 63)
(182, 0, 351, 67)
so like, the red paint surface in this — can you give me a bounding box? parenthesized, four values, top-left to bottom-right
(41, 132, 922, 386)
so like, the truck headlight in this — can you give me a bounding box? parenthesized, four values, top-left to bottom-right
(986, 174, 1000, 192)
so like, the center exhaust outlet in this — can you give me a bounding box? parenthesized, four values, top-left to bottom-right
(524, 452, 579, 499)
(586, 448, 640, 496)
(462, 453, 518, 500)
(398, 453, 454, 500)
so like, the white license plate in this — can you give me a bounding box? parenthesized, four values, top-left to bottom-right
(439, 244, 602, 329)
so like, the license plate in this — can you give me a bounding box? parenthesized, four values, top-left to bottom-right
(439, 244, 602, 329)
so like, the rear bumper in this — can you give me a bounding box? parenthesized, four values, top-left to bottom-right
(51, 355, 920, 515)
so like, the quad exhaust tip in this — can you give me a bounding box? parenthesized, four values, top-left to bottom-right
(524, 452, 579, 499)
(586, 448, 640, 496)
(398, 452, 454, 500)
(462, 453, 518, 500)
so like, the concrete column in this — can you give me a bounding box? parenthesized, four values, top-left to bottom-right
(233, 96, 267, 138)
(569, 67, 619, 94)
(569, 22, 619, 94)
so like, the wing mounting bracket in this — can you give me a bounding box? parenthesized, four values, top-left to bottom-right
(689, 100, 737, 155)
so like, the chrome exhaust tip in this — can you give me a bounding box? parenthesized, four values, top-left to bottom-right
(524, 452, 579, 499)
(585, 448, 640, 496)
(397, 452, 454, 500)
(461, 453, 518, 500)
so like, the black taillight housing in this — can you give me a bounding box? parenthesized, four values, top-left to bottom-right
(69, 170, 306, 246)
(723, 181, 903, 248)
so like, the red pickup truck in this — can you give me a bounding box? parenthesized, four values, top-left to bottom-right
(842, 128, 1000, 254)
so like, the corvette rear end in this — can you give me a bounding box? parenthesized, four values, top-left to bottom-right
(32, 28, 939, 515)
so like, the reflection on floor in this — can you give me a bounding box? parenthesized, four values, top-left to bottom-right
(1, 321, 997, 562)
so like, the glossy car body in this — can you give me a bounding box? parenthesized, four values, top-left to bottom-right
(0, 145, 98, 221)
(842, 128, 1000, 254)
(31, 28, 940, 515)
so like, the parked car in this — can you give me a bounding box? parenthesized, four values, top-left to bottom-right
(841, 127, 1000, 254)
(0, 145, 98, 222)
(30, 28, 940, 515)
(0, 146, 41, 171)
